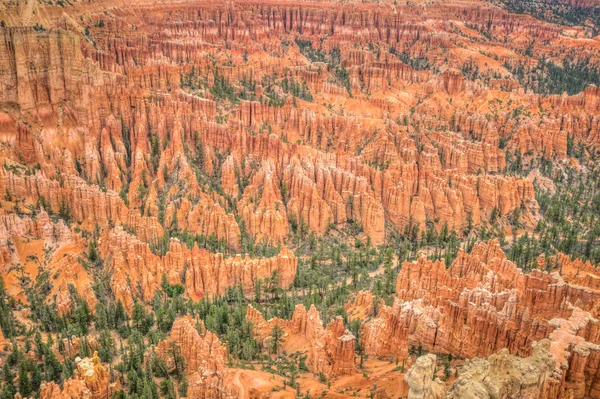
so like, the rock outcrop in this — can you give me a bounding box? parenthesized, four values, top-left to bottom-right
(362, 240, 600, 361)
(157, 316, 237, 398)
(75, 353, 119, 399)
(404, 354, 445, 399)
(40, 352, 119, 399)
(247, 304, 356, 377)
(39, 379, 92, 399)
(547, 253, 600, 292)
(545, 308, 600, 398)
(446, 339, 557, 398)
(0, 0, 560, 252)
(101, 227, 297, 310)
(404, 309, 600, 399)
(345, 290, 375, 320)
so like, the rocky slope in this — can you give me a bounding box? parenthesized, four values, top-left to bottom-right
(361, 240, 600, 398)
(247, 304, 356, 377)
(157, 316, 238, 398)
(39, 352, 119, 399)
(361, 240, 600, 359)
(0, 0, 574, 249)
(100, 226, 297, 310)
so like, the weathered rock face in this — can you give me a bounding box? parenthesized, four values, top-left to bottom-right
(39, 379, 92, 399)
(0, 166, 163, 243)
(238, 160, 289, 242)
(546, 253, 600, 292)
(51, 335, 96, 362)
(345, 290, 375, 320)
(399, 307, 600, 399)
(0, 209, 71, 270)
(323, 317, 357, 377)
(0, 0, 562, 255)
(48, 249, 97, 314)
(290, 306, 357, 377)
(157, 316, 237, 398)
(0, 208, 97, 311)
(245, 304, 275, 342)
(358, 238, 600, 398)
(441, 69, 465, 96)
(544, 308, 600, 398)
(362, 240, 600, 361)
(446, 339, 557, 398)
(404, 354, 445, 399)
(76, 353, 118, 399)
(247, 304, 356, 377)
(41, 352, 120, 399)
(0, 28, 105, 114)
(100, 227, 297, 310)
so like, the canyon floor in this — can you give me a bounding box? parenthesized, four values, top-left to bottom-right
(0, 0, 600, 398)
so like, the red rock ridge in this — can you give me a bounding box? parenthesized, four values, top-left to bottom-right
(100, 227, 297, 310)
(362, 240, 600, 362)
(157, 316, 238, 398)
(39, 352, 119, 399)
(247, 304, 356, 377)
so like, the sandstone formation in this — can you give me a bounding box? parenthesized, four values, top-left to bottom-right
(0, 0, 570, 251)
(445, 339, 557, 398)
(547, 253, 600, 292)
(238, 160, 289, 243)
(245, 304, 278, 342)
(362, 240, 600, 360)
(0, 0, 599, 396)
(157, 316, 237, 398)
(39, 352, 119, 399)
(100, 226, 297, 310)
(0, 209, 71, 270)
(404, 354, 445, 399)
(77, 353, 120, 399)
(408, 319, 600, 399)
(39, 379, 92, 399)
(345, 290, 375, 320)
(247, 304, 356, 377)
(0, 208, 96, 311)
(360, 240, 600, 398)
(544, 307, 600, 398)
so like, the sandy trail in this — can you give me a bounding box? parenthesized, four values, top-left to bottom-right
(342, 255, 398, 286)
